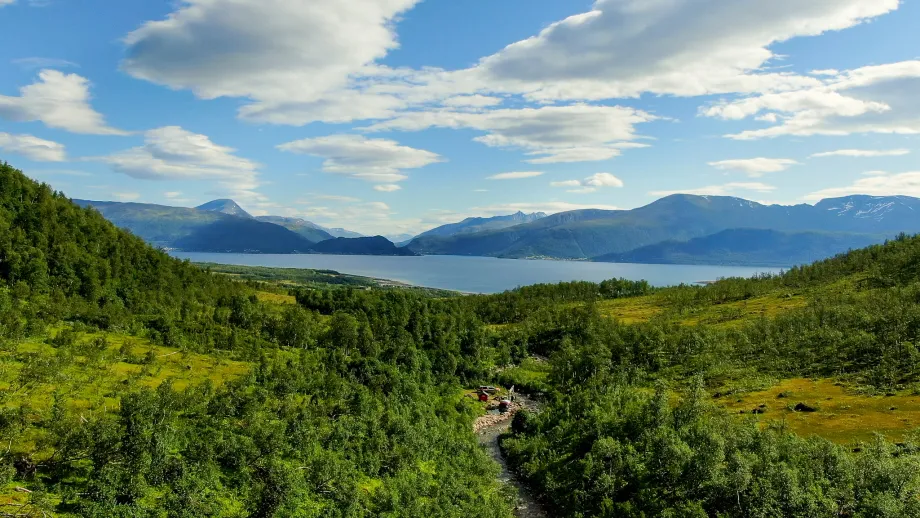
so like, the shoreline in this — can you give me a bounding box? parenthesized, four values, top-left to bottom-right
(176, 253, 781, 294)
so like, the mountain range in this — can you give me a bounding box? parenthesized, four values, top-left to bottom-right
(74, 199, 392, 255)
(75, 194, 920, 266)
(415, 211, 547, 240)
(405, 195, 920, 262)
(594, 228, 883, 267)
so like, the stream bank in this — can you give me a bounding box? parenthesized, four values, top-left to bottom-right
(474, 395, 547, 518)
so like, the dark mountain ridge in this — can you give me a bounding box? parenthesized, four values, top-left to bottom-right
(594, 228, 884, 267)
(255, 215, 335, 243)
(407, 194, 920, 259)
(309, 236, 419, 256)
(416, 211, 548, 240)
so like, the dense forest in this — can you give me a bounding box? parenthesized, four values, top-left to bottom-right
(6, 160, 920, 516)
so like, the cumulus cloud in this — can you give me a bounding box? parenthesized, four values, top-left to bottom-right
(650, 182, 776, 197)
(122, 0, 421, 124)
(365, 104, 656, 163)
(277, 134, 442, 183)
(551, 172, 623, 193)
(473, 0, 895, 102)
(374, 184, 401, 192)
(803, 171, 920, 200)
(810, 149, 910, 158)
(487, 171, 543, 180)
(93, 126, 261, 198)
(714, 60, 920, 140)
(0, 132, 66, 161)
(0, 70, 126, 135)
(708, 158, 799, 177)
(702, 89, 889, 121)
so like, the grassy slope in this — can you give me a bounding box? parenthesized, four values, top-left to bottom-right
(565, 265, 920, 444)
(593, 275, 857, 328)
(0, 327, 251, 510)
(199, 262, 460, 297)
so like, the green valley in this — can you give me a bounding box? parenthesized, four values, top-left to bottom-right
(7, 161, 920, 517)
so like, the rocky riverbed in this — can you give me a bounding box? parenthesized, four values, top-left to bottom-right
(474, 396, 547, 518)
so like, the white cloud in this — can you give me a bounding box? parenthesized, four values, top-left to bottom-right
(113, 192, 141, 201)
(278, 134, 442, 183)
(810, 149, 910, 158)
(309, 194, 363, 203)
(551, 172, 624, 193)
(374, 184, 401, 192)
(470, 201, 620, 216)
(803, 171, 920, 200)
(472, 0, 895, 102)
(94, 126, 261, 198)
(0, 70, 125, 135)
(239, 89, 406, 125)
(365, 201, 390, 211)
(287, 199, 431, 235)
(487, 171, 543, 180)
(708, 157, 799, 177)
(122, 0, 421, 124)
(0, 0, 16, 5)
(550, 180, 582, 188)
(811, 69, 840, 76)
(0, 132, 66, 161)
(164, 191, 183, 199)
(650, 182, 776, 197)
(441, 95, 503, 108)
(365, 104, 656, 163)
(12, 57, 79, 70)
(584, 172, 624, 187)
(702, 89, 888, 121)
(716, 60, 920, 140)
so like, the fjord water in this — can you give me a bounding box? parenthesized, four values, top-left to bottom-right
(173, 253, 781, 293)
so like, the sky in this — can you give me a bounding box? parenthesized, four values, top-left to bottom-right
(0, 0, 918, 236)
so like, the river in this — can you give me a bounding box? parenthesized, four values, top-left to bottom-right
(172, 253, 781, 294)
(475, 395, 547, 518)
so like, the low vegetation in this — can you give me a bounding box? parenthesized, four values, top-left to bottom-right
(6, 161, 920, 516)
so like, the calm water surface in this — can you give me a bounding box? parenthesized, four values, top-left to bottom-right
(173, 253, 783, 294)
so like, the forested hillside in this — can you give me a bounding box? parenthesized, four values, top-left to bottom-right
(308, 236, 418, 256)
(0, 163, 512, 517)
(7, 159, 920, 517)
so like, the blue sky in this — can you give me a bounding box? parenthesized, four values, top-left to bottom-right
(1, 0, 918, 235)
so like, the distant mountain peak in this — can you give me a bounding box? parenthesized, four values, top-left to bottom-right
(815, 195, 920, 222)
(196, 199, 252, 219)
(413, 211, 549, 241)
